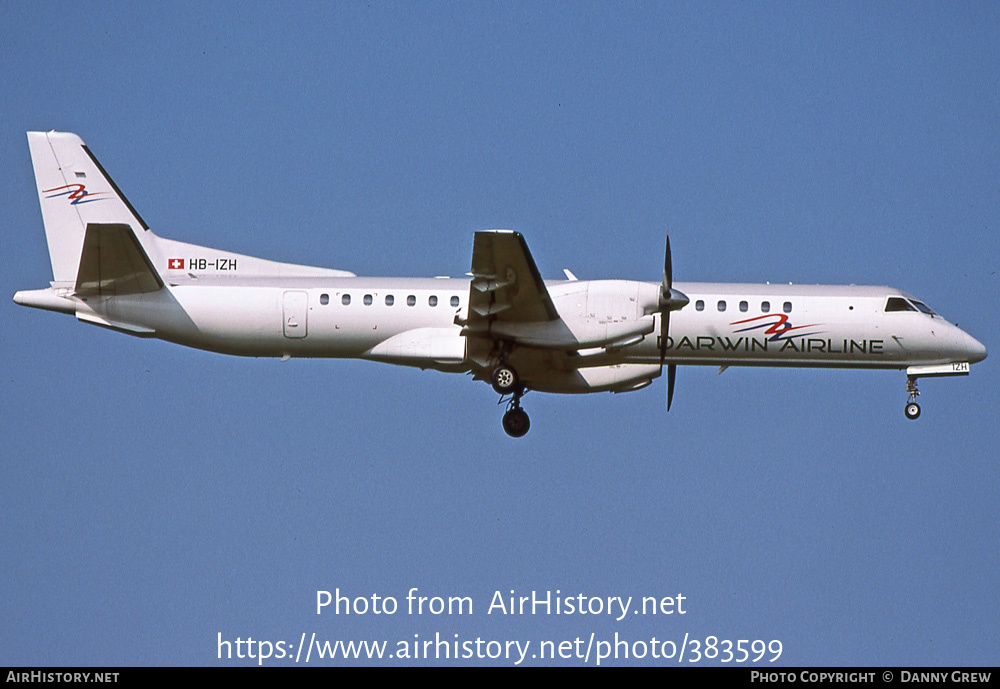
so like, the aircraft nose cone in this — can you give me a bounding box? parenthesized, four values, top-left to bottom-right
(965, 333, 987, 363)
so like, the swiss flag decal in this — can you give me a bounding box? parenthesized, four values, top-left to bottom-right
(168, 258, 184, 270)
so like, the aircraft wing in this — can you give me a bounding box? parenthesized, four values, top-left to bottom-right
(465, 231, 558, 332)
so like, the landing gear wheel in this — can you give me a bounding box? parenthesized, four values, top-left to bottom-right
(905, 402, 921, 420)
(502, 407, 530, 437)
(492, 365, 519, 395)
(494, 361, 529, 436)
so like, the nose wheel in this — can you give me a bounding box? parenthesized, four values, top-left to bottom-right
(904, 376, 921, 420)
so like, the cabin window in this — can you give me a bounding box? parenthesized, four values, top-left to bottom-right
(761, 301, 770, 313)
(885, 297, 916, 313)
(429, 295, 438, 307)
(783, 301, 792, 313)
(320, 293, 329, 306)
(717, 300, 726, 312)
(407, 295, 416, 306)
(364, 294, 373, 306)
(451, 296, 460, 307)
(739, 300, 748, 312)
(385, 295, 394, 306)
(695, 300, 704, 311)
(342, 294, 351, 306)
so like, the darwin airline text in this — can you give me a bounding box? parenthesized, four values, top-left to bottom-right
(665, 335, 884, 355)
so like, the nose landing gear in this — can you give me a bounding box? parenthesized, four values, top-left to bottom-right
(904, 376, 921, 420)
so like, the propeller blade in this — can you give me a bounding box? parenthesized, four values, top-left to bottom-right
(667, 364, 676, 411)
(659, 233, 682, 411)
(659, 233, 688, 311)
(663, 234, 672, 291)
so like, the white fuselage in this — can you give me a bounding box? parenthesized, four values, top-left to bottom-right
(47, 277, 984, 388)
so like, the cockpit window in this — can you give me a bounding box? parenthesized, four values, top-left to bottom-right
(910, 300, 936, 316)
(885, 297, 916, 312)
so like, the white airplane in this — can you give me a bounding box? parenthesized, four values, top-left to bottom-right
(14, 131, 987, 436)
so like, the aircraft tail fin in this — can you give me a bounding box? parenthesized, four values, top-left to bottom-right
(27, 131, 159, 288)
(27, 131, 357, 287)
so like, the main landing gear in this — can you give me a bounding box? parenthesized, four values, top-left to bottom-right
(904, 376, 921, 420)
(493, 364, 530, 437)
(502, 395, 530, 438)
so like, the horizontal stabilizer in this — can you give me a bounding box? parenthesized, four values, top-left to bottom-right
(75, 223, 163, 296)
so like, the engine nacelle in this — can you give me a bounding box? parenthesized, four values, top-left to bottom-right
(485, 280, 659, 350)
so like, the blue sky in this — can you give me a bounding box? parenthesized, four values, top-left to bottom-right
(2, 2, 997, 666)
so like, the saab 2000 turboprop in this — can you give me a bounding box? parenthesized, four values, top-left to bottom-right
(14, 131, 987, 436)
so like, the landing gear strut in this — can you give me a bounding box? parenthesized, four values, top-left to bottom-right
(905, 376, 921, 420)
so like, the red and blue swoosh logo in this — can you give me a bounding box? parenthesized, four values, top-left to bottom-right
(43, 184, 107, 205)
(730, 314, 823, 341)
